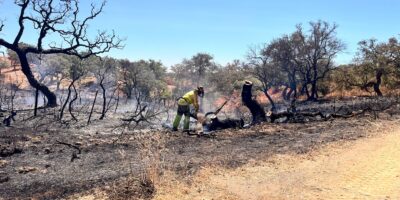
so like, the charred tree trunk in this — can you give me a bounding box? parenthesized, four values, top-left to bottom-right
(17, 52, 57, 107)
(282, 85, 289, 100)
(360, 70, 384, 97)
(374, 70, 383, 96)
(87, 90, 99, 125)
(300, 82, 311, 99)
(105, 87, 118, 114)
(60, 80, 75, 121)
(284, 73, 297, 101)
(288, 76, 297, 100)
(42, 93, 47, 106)
(263, 89, 276, 111)
(34, 87, 39, 116)
(10, 88, 17, 112)
(99, 80, 107, 120)
(242, 81, 266, 124)
(206, 117, 244, 131)
(68, 83, 78, 121)
(308, 80, 318, 101)
(309, 66, 319, 101)
(114, 90, 120, 113)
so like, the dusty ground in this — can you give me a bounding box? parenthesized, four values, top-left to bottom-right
(155, 120, 400, 200)
(1, 99, 400, 199)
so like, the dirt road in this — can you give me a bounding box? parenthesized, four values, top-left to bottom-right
(155, 124, 400, 200)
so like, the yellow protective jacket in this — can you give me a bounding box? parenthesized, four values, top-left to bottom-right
(178, 90, 199, 111)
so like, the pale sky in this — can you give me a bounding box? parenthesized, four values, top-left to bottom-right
(1, 0, 399, 67)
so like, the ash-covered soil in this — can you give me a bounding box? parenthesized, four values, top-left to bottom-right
(0, 98, 399, 199)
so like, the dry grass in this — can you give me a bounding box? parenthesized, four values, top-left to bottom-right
(66, 132, 167, 200)
(105, 132, 167, 200)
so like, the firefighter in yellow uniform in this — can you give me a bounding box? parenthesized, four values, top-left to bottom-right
(172, 87, 204, 131)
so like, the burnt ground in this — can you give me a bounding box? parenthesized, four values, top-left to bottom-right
(1, 98, 400, 199)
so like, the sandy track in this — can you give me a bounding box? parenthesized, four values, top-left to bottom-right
(155, 124, 400, 200)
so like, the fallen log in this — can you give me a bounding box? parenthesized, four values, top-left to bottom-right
(268, 100, 399, 123)
(188, 100, 243, 132)
(204, 114, 244, 131)
(239, 77, 399, 123)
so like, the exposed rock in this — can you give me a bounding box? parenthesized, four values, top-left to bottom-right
(0, 160, 8, 168)
(17, 166, 38, 174)
(29, 136, 42, 144)
(74, 141, 83, 146)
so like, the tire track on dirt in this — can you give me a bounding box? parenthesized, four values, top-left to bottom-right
(323, 132, 400, 199)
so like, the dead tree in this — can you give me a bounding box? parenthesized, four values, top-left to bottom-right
(247, 46, 279, 109)
(34, 87, 39, 116)
(121, 87, 165, 127)
(242, 81, 266, 124)
(87, 90, 99, 125)
(89, 57, 116, 120)
(105, 87, 119, 114)
(68, 84, 79, 121)
(121, 106, 148, 124)
(8, 83, 20, 112)
(294, 21, 345, 101)
(0, 0, 122, 107)
(356, 70, 384, 96)
(2, 111, 17, 127)
(99, 77, 107, 120)
(59, 77, 80, 121)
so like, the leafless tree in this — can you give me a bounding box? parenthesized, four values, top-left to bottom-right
(247, 45, 282, 109)
(87, 90, 98, 125)
(266, 36, 299, 101)
(121, 89, 165, 127)
(59, 57, 84, 121)
(295, 21, 345, 100)
(90, 57, 117, 120)
(0, 0, 122, 107)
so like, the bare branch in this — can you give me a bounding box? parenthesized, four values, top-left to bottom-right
(0, 20, 4, 32)
(14, 0, 30, 45)
(11, 0, 123, 57)
(0, 39, 14, 50)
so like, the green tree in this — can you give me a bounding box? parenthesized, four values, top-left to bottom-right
(207, 60, 247, 95)
(119, 59, 167, 99)
(352, 37, 400, 96)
